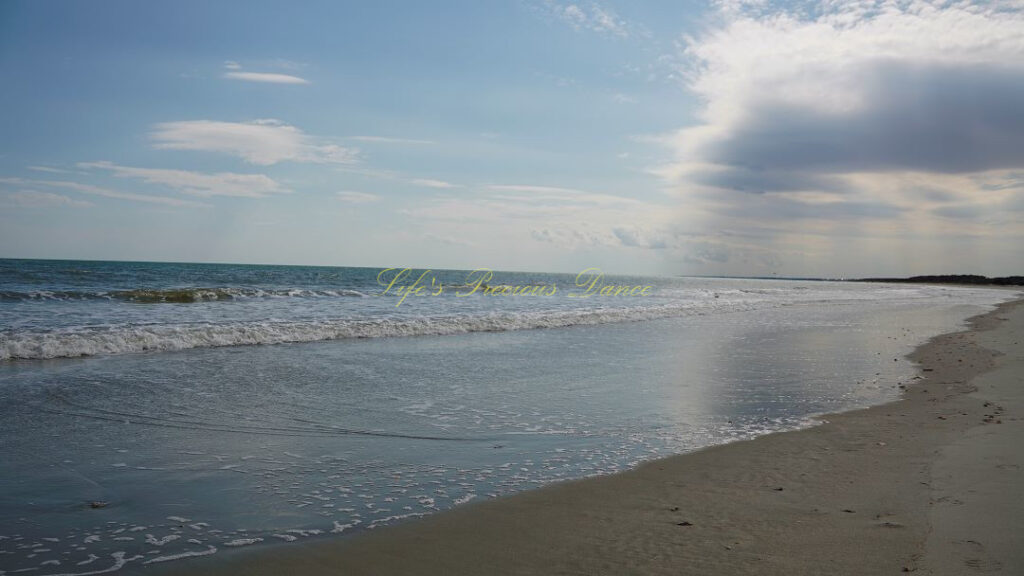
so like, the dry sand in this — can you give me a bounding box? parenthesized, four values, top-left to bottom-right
(155, 298, 1024, 576)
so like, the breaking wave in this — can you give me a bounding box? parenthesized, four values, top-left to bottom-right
(0, 287, 368, 303)
(0, 300, 769, 360)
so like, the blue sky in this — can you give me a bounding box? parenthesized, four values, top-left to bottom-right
(1, 1, 1022, 276)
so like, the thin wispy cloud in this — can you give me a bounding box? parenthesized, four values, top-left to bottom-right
(336, 190, 380, 203)
(78, 161, 287, 198)
(486, 184, 587, 194)
(486, 184, 641, 206)
(0, 190, 92, 208)
(540, 1, 632, 38)
(347, 136, 435, 145)
(407, 183, 651, 229)
(150, 120, 359, 166)
(221, 61, 309, 84)
(224, 71, 310, 84)
(408, 178, 460, 189)
(0, 177, 208, 207)
(337, 167, 460, 189)
(26, 165, 71, 174)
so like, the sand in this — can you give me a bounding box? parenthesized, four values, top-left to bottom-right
(154, 298, 1024, 576)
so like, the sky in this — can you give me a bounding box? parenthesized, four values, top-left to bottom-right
(1, 0, 1022, 277)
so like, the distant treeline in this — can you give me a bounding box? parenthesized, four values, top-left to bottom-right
(854, 275, 1024, 286)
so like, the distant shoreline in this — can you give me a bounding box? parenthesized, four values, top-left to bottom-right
(853, 274, 1024, 286)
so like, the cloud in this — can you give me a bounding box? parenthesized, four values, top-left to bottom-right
(221, 60, 309, 84)
(529, 226, 618, 249)
(0, 177, 207, 207)
(932, 204, 989, 220)
(408, 178, 460, 189)
(486, 184, 587, 194)
(150, 120, 359, 165)
(687, 65, 1024, 178)
(485, 184, 644, 208)
(347, 136, 434, 145)
(223, 71, 310, 84)
(26, 165, 71, 174)
(611, 226, 668, 249)
(78, 161, 287, 198)
(647, 1, 1024, 274)
(398, 180, 754, 268)
(336, 190, 380, 203)
(0, 190, 92, 208)
(404, 183, 652, 229)
(337, 167, 460, 189)
(537, 2, 633, 37)
(667, 1, 1024, 179)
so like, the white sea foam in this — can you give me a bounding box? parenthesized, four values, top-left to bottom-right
(0, 298, 786, 360)
(284, 529, 322, 537)
(223, 538, 262, 547)
(46, 552, 139, 576)
(2, 283, 1012, 361)
(330, 520, 360, 534)
(142, 545, 216, 564)
(143, 534, 179, 547)
(0, 288, 368, 302)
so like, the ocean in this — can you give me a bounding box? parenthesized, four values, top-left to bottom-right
(0, 258, 1015, 575)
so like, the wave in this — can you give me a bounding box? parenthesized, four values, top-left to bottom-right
(0, 300, 770, 360)
(0, 287, 368, 303)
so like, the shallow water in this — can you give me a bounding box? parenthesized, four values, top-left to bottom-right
(0, 260, 1015, 574)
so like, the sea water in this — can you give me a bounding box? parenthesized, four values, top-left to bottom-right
(0, 259, 1016, 574)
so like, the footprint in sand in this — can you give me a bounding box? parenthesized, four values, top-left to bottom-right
(951, 540, 1003, 573)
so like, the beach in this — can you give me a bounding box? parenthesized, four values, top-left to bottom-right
(148, 297, 1024, 576)
(1, 261, 1019, 575)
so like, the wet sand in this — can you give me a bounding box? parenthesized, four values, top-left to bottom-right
(153, 297, 1024, 576)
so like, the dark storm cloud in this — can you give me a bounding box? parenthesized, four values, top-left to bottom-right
(714, 194, 908, 221)
(700, 63, 1024, 179)
(687, 167, 851, 194)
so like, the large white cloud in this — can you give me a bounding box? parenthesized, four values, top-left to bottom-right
(654, 0, 1024, 274)
(670, 0, 1024, 178)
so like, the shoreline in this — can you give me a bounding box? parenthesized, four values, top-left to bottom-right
(150, 297, 1024, 575)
